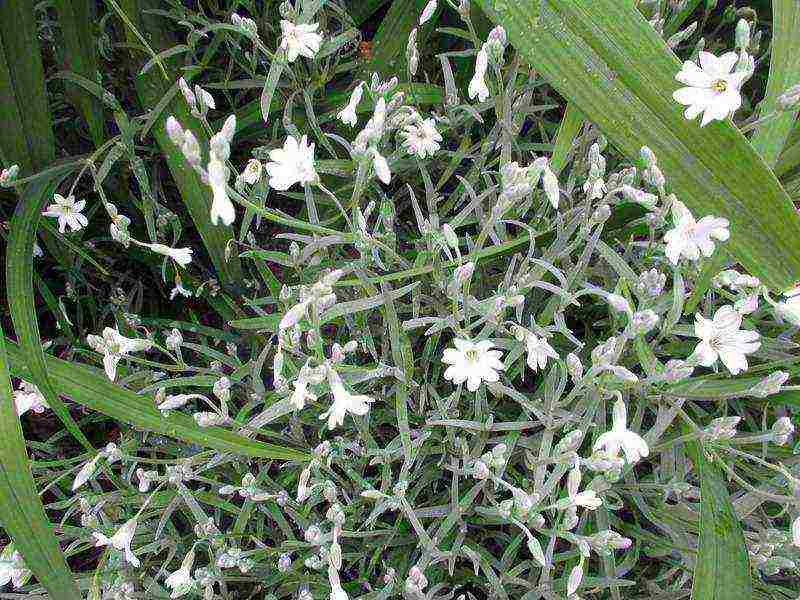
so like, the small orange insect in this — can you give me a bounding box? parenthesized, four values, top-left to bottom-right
(359, 41, 373, 60)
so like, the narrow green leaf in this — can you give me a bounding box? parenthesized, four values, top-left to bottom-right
(368, 0, 431, 76)
(550, 103, 584, 174)
(119, 0, 242, 285)
(6, 164, 93, 450)
(0, 2, 55, 170)
(3, 339, 311, 462)
(54, 0, 106, 146)
(750, 0, 800, 167)
(684, 440, 753, 600)
(475, 0, 800, 291)
(348, 0, 392, 25)
(0, 326, 82, 600)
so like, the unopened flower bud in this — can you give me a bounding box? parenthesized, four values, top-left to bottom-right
(771, 417, 795, 446)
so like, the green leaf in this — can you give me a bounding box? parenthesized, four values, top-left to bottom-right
(750, 0, 800, 167)
(0, 2, 55, 171)
(684, 440, 753, 600)
(3, 339, 311, 462)
(54, 0, 106, 146)
(475, 0, 800, 291)
(6, 164, 93, 450)
(119, 0, 242, 285)
(368, 0, 431, 76)
(0, 326, 82, 600)
(550, 103, 583, 174)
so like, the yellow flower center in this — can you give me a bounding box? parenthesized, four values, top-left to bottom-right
(711, 79, 728, 93)
(465, 349, 479, 362)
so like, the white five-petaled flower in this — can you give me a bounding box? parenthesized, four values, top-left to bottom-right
(401, 118, 442, 159)
(43, 193, 88, 233)
(673, 51, 747, 126)
(94, 517, 140, 567)
(468, 46, 490, 102)
(321, 367, 374, 430)
(13, 381, 48, 416)
(165, 550, 196, 598)
(692, 305, 760, 375)
(442, 338, 506, 392)
(663, 199, 729, 265)
(290, 373, 317, 410)
(337, 83, 364, 127)
(0, 545, 30, 589)
(593, 398, 650, 465)
(265, 135, 319, 191)
(144, 243, 193, 267)
(86, 327, 152, 381)
(279, 20, 323, 63)
(516, 329, 558, 372)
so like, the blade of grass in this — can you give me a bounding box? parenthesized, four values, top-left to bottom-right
(474, 0, 800, 291)
(0, 326, 82, 600)
(750, 0, 800, 167)
(3, 339, 311, 462)
(0, 1, 56, 170)
(550, 103, 584, 174)
(684, 438, 753, 600)
(119, 0, 242, 285)
(54, 0, 106, 146)
(348, 0, 392, 25)
(6, 163, 93, 450)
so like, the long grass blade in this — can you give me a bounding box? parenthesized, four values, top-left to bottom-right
(0, 326, 82, 600)
(475, 0, 800, 291)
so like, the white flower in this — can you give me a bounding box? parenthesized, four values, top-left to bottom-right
(692, 305, 760, 375)
(593, 398, 650, 465)
(371, 149, 391, 184)
(165, 550, 196, 598)
(793, 515, 800, 547)
(170, 278, 193, 300)
(291, 374, 317, 410)
(401, 118, 442, 159)
(158, 394, 206, 414)
(442, 338, 506, 392)
(562, 467, 603, 510)
(265, 135, 319, 191)
(279, 20, 323, 63)
(0, 546, 30, 589)
(663, 200, 729, 264)
(772, 284, 800, 326)
(419, 0, 437, 24)
(86, 327, 152, 381)
(94, 517, 140, 567)
(145, 243, 193, 267)
(42, 193, 88, 233)
(542, 162, 560, 209)
(567, 564, 583, 597)
(13, 381, 48, 416)
(673, 51, 747, 126)
(522, 333, 558, 372)
(468, 46, 490, 102)
(321, 368, 374, 429)
(241, 159, 263, 185)
(208, 157, 235, 226)
(337, 83, 364, 127)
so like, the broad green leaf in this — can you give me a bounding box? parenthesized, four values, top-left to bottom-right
(0, 2, 55, 171)
(684, 439, 753, 600)
(6, 164, 93, 450)
(3, 339, 311, 462)
(0, 326, 82, 600)
(750, 0, 800, 167)
(119, 0, 242, 285)
(475, 0, 800, 291)
(54, 0, 106, 146)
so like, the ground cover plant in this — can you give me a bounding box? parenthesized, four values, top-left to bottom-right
(1, 0, 800, 599)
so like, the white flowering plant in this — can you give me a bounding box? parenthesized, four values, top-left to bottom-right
(1, 1, 800, 600)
